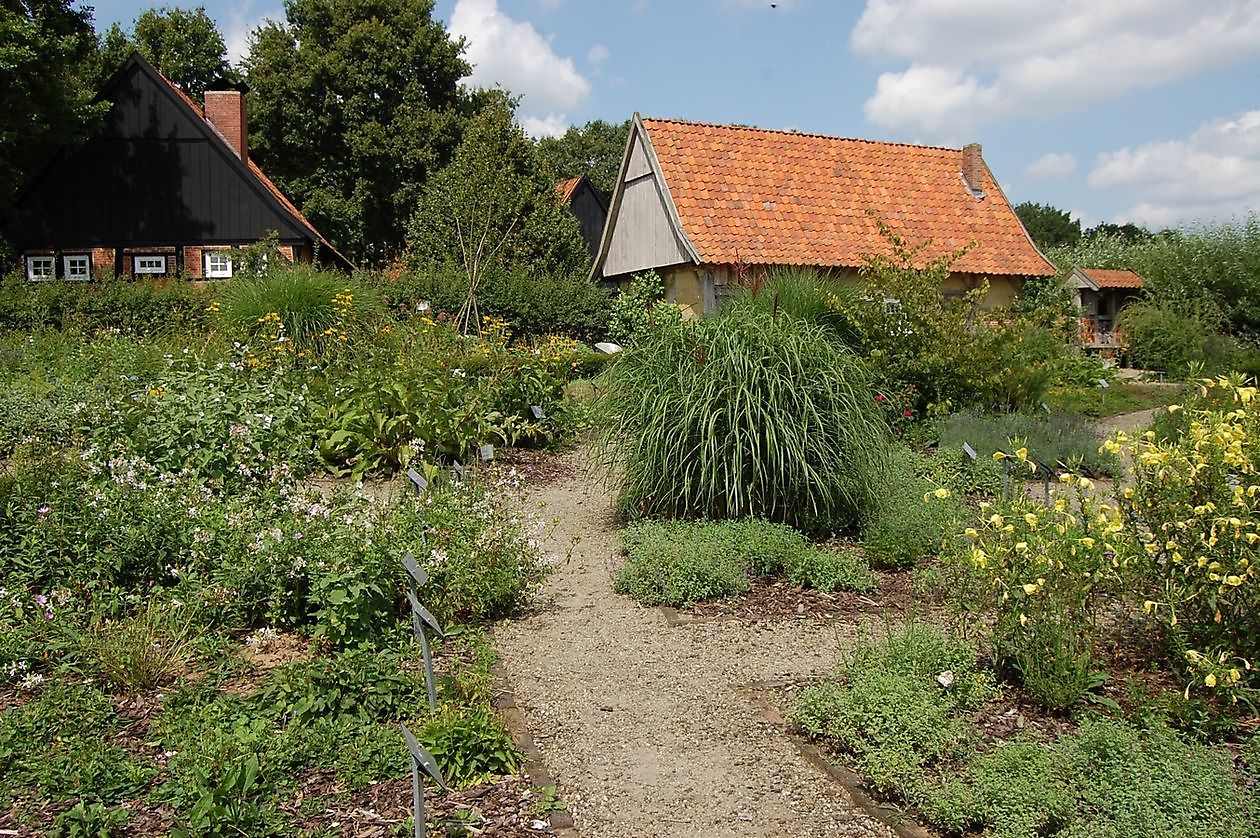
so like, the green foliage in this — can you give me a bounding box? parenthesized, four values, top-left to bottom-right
(1046, 217, 1260, 339)
(1046, 379, 1184, 418)
(1014, 202, 1081, 248)
(97, 6, 233, 99)
(861, 446, 963, 569)
(596, 304, 889, 532)
(244, 0, 471, 261)
(937, 408, 1117, 476)
(0, 682, 155, 807)
(615, 519, 873, 607)
(408, 93, 589, 332)
(419, 705, 523, 787)
(606, 270, 682, 345)
(51, 801, 130, 837)
(1117, 299, 1234, 376)
(217, 265, 385, 356)
(535, 118, 629, 196)
(374, 263, 612, 340)
(253, 649, 429, 726)
(0, 274, 214, 334)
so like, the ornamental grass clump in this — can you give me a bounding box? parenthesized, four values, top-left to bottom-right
(596, 304, 889, 532)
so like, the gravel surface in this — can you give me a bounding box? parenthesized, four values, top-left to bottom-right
(494, 451, 896, 838)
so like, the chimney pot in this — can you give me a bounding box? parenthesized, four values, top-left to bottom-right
(962, 143, 985, 197)
(204, 85, 248, 161)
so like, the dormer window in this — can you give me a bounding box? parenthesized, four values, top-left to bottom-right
(25, 255, 54, 282)
(204, 251, 233, 278)
(63, 254, 91, 281)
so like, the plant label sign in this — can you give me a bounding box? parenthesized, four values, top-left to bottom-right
(1041, 402, 1051, 414)
(477, 444, 495, 462)
(406, 590, 443, 637)
(1099, 378, 1110, 389)
(401, 726, 447, 790)
(406, 467, 428, 493)
(963, 442, 978, 461)
(402, 551, 429, 588)
(452, 462, 466, 482)
(530, 404, 545, 420)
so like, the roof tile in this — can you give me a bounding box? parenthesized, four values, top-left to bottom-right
(641, 118, 1054, 277)
(1078, 267, 1145, 289)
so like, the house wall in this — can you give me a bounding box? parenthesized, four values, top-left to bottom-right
(19, 242, 304, 281)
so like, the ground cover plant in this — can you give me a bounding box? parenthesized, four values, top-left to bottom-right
(936, 408, 1117, 477)
(615, 519, 874, 607)
(793, 624, 1258, 838)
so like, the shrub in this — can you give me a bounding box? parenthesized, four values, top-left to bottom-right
(216, 264, 385, 355)
(596, 304, 889, 532)
(1117, 299, 1228, 376)
(606, 270, 682, 346)
(0, 275, 213, 335)
(861, 446, 963, 568)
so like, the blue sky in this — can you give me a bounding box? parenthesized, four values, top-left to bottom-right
(88, 0, 1260, 231)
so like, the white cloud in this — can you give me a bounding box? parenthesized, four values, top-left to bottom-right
(1069, 208, 1098, 231)
(1025, 152, 1077, 179)
(224, 2, 280, 66)
(853, 1, 1260, 136)
(588, 44, 610, 66)
(450, 0, 590, 114)
(520, 113, 571, 138)
(1088, 110, 1260, 227)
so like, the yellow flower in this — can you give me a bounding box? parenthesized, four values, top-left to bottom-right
(933, 487, 951, 500)
(1204, 673, 1217, 688)
(992, 451, 1007, 461)
(1021, 582, 1039, 595)
(1167, 404, 1182, 413)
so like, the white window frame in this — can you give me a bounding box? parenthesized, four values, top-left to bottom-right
(204, 251, 233, 279)
(133, 255, 168, 275)
(63, 254, 91, 282)
(25, 255, 55, 282)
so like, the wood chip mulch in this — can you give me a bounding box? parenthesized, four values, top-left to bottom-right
(683, 570, 917, 622)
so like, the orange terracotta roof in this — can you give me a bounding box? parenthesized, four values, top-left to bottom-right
(556, 176, 583, 203)
(640, 118, 1054, 277)
(1077, 267, 1145, 289)
(155, 66, 350, 267)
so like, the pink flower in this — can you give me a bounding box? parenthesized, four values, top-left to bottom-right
(37, 506, 50, 520)
(875, 393, 887, 403)
(903, 408, 912, 417)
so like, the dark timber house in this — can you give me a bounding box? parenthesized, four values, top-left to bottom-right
(556, 175, 609, 260)
(9, 53, 350, 281)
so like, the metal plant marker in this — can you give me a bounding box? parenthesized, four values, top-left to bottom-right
(1099, 378, 1110, 389)
(477, 443, 495, 462)
(451, 461, 466, 482)
(1041, 402, 1052, 415)
(530, 404, 545, 420)
(407, 589, 443, 711)
(962, 442, 977, 461)
(406, 467, 428, 494)
(401, 725, 447, 838)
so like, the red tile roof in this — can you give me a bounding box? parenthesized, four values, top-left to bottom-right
(1077, 267, 1145, 289)
(640, 118, 1054, 277)
(556, 176, 583, 203)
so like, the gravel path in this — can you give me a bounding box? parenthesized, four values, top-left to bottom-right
(1094, 406, 1162, 438)
(494, 452, 895, 838)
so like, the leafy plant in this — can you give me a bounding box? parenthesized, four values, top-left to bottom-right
(861, 446, 963, 568)
(51, 801, 130, 837)
(596, 303, 889, 532)
(88, 600, 197, 691)
(607, 270, 683, 345)
(419, 705, 523, 787)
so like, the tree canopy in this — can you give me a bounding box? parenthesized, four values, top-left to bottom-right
(408, 93, 588, 330)
(97, 6, 233, 98)
(0, 0, 106, 260)
(536, 119, 630, 197)
(244, 0, 474, 265)
(1014, 201, 1081, 249)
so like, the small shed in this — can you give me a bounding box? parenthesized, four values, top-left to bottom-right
(556, 175, 608, 260)
(1069, 267, 1145, 350)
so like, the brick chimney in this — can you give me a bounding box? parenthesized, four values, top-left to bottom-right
(204, 79, 249, 160)
(961, 143, 985, 197)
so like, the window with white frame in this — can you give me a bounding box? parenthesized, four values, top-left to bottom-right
(204, 251, 233, 278)
(25, 256, 55, 282)
(63, 254, 91, 281)
(132, 255, 168, 275)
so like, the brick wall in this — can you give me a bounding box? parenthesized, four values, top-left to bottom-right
(90, 247, 115, 279)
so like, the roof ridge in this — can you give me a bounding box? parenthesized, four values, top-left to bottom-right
(640, 116, 964, 153)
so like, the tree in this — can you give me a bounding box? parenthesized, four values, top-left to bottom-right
(1084, 221, 1153, 243)
(407, 93, 588, 333)
(536, 118, 630, 196)
(96, 7, 233, 99)
(244, 0, 473, 264)
(1014, 201, 1081, 249)
(0, 0, 106, 260)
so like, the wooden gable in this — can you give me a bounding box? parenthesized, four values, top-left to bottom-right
(12, 56, 313, 251)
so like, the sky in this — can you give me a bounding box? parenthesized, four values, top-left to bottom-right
(86, 0, 1260, 231)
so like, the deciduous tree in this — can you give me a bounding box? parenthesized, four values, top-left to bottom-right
(536, 119, 630, 197)
(96, 6, 233, 98)
(1014, 201, 1081, 249)
(244, 0, 472, 264)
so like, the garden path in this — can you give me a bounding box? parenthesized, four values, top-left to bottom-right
(1094, 406, 1162, 439)
(494, 451, 895, 838)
